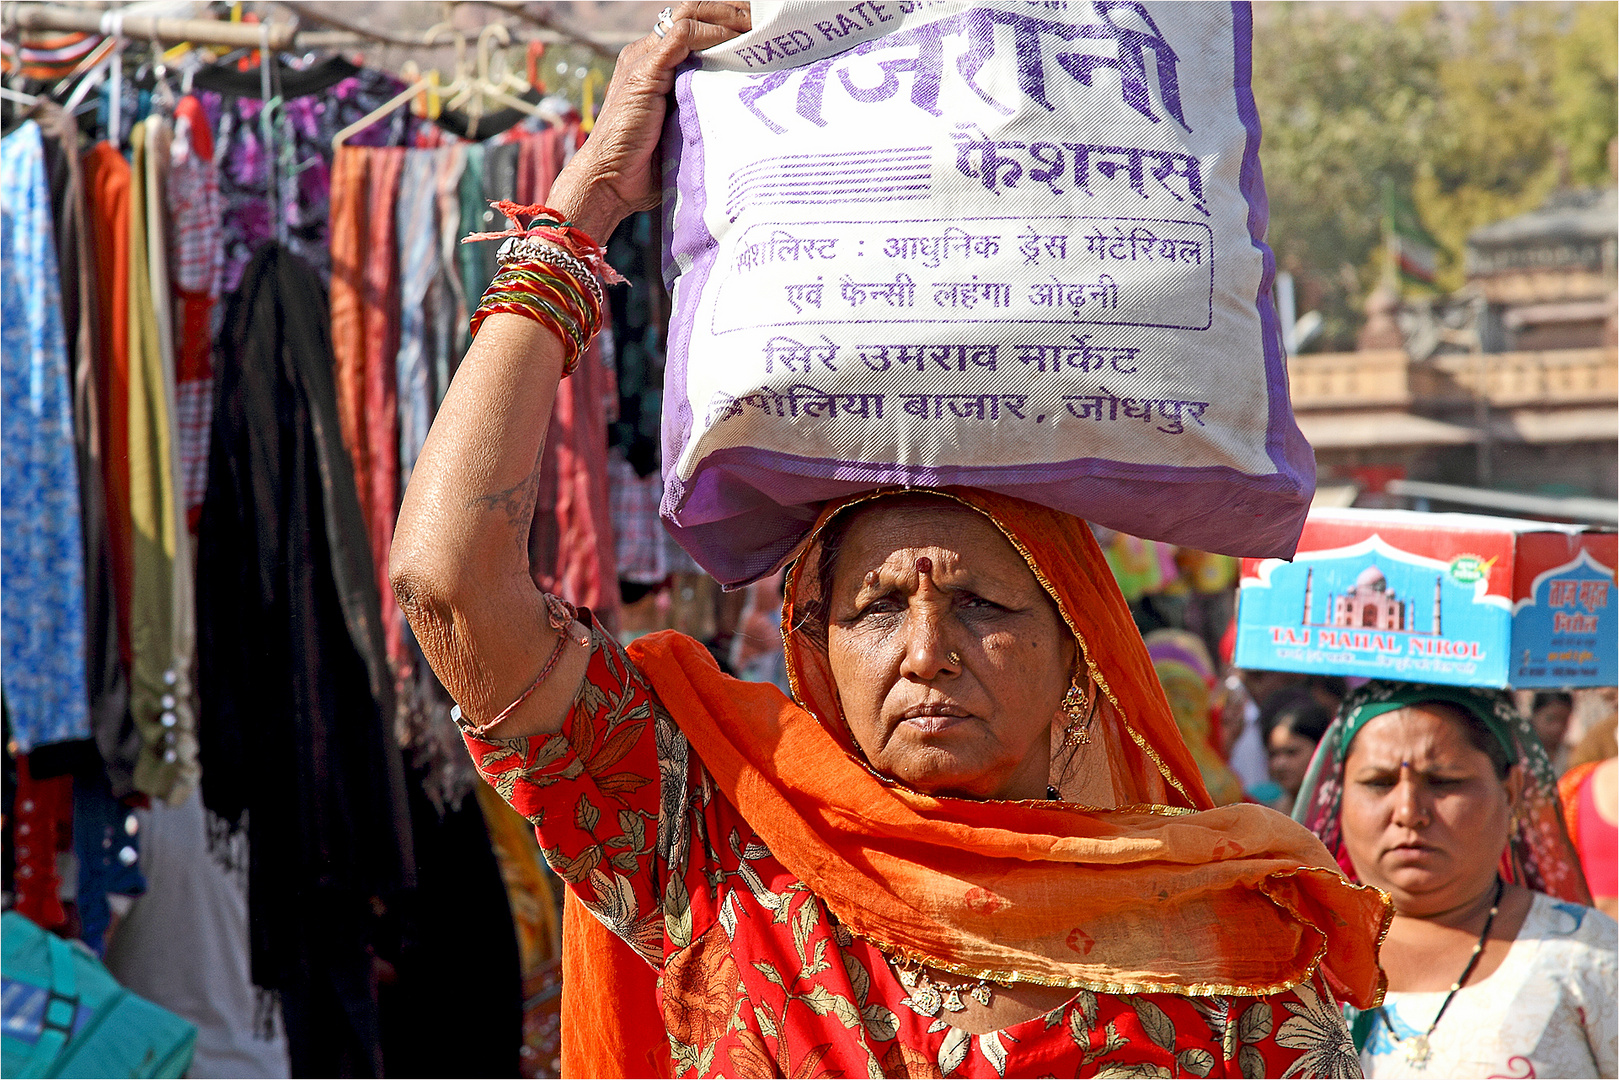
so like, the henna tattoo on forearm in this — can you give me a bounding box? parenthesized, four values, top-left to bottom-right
(468, 450, 544, 553)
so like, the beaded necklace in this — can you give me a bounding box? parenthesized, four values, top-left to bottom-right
(1378, 876, 1504, 1068)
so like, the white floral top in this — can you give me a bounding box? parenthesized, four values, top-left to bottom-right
(1354, 893, 1617, 1079)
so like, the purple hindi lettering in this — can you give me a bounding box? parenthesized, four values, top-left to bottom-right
(762, 335, 839, 373)
(1064, 387, 1122, 421)
(734, 29, 820, 68)
(741, 6, 1186, 133)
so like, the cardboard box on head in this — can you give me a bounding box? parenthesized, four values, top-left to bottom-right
(1236, 508, 1617, 689)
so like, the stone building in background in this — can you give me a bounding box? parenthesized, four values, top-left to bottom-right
(1287, 184, 1617, 522)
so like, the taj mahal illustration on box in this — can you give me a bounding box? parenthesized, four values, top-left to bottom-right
(1301, 565, 1442, 634)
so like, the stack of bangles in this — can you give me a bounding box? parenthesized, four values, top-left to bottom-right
(463, 202, 623, 376)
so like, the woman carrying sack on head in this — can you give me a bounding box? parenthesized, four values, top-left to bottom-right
(392, 5, 1391, 1076)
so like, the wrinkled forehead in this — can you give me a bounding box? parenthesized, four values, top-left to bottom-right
(825, 496, 1034, 583)
(1345, 703, 1487, 765)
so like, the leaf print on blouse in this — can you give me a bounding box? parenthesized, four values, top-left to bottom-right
(937, 1026, 970, 1076)
(568, 695, 653, 802)
(665, 928, 742, 1048)
(1189, 996, 1235, 1061)
(1276, 977, 1361, 1079)
(881, 1041, 943, 1079)
(1092, 1064, 1171, 1078)
(1126, 996, 1177, 1054)
(1234, 999, 1273, 1079)
(979, 1029, 1011, 1077)
(484, 734, 579, 821)
(582, 865, 663, 964)
(727, 1028, 777, 1079)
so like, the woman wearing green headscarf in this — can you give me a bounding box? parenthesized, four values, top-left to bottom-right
(1296, 681, 1616, 1078)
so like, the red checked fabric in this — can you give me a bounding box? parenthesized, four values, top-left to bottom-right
(464, 620, 1361, 1079)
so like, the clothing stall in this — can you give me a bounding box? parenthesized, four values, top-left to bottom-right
(0, 8, 664, 1076)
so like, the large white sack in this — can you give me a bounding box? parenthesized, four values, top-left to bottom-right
(659, 0, 1314, 585)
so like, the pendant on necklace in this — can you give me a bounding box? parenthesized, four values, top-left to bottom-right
(909, 982, 944, 1016)
(893, 958, 993, 1018)
(1403, 1034, 1432, 1068)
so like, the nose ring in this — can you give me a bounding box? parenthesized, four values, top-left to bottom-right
(946, 650, 962, 666)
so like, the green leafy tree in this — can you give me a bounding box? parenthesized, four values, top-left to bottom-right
(1253, 2, 1617, 351)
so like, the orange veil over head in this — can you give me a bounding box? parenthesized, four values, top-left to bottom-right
(563, 489, 1390, 1077)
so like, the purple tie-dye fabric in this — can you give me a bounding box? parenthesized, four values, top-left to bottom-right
(204, 69, 414, 293)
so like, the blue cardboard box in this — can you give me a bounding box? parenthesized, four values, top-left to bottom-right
(1236, 509, 1616, 688)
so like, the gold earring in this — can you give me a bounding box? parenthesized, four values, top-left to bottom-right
(1061, 680, 1091, 746)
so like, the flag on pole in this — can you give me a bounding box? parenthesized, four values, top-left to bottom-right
(1383, 183, 1439, 288)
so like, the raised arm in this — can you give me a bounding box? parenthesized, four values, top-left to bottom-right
(390, 3, 751, 740)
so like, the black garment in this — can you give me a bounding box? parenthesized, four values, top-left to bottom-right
(605, 211, 669, 478)
(380, 768, 522, 1078)
(197, 244, 414, 1075)
(192, 55, 360, 100)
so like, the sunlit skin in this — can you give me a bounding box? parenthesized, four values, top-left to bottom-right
(824, 499, 1075, 803)
(1340, 705, 1532, 992)
(819, 498, 1081, 1032)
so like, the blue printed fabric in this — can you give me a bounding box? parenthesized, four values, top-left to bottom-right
(395, 148, 439, 490)
(2, 121, 90, 751)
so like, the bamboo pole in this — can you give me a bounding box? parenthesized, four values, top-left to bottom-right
(5, 4, 299, 51)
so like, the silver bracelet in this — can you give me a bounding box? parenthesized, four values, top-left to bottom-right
(495, 236, 607, 310)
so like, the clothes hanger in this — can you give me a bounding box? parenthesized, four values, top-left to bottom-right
(106, 13, 126, 148)
(255, 20, 293, 245)
(51, 35, 118, 100)
(480, 26, 544, 120)
(442, 23, 544, 139)
(331, 21, 469, 150)
(145, 35, 177, 115)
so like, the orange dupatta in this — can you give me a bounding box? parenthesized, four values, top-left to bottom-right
(562, 489, 1390, 1076)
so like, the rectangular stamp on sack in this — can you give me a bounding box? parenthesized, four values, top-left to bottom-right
(713, 215, 1215, 334)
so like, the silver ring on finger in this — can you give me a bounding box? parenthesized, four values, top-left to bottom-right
(653, 6, 675, 38)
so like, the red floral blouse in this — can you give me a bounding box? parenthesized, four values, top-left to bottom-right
(464, 621, 1363, 1079)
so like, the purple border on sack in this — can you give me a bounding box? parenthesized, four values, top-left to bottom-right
(660, 60, 714, 519)
(659, 4, 1314, 586)
(1230, 0, 1317, 494)
(664, 443, 1312, 585)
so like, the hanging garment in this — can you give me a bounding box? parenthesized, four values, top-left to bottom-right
(105, 790, 292, 1078)
(361, 148, 405, 674)
(9, 755, 74, 932)
(330, 144, 409, 692)
(525, 339, 621, 629)
(454, 142, 486, 359)
(82, 141, 134, 670)
(377, 764, 522, 1079)
(205, 67, 414, 295)
(126, 116, 198, 806)
(169, 94, 222, 533)
(34, 103, 132, 788)
(604, 211, 668, 478)
(609, 447, 668, 586)
(430, 143, 468, 409)
(71, 773, 145, 957)
(197, 242, 413, 1076)
(395, 148, 439, 491)
(328, 144, 368, 500)
(1, 120, 91, 753)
